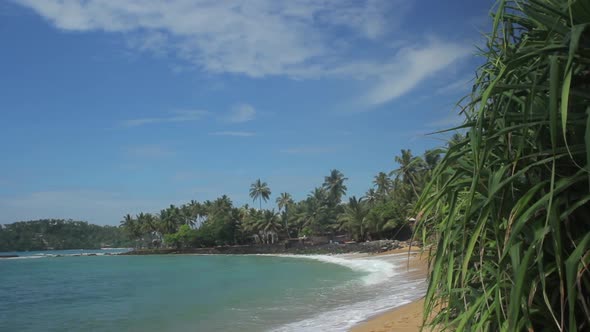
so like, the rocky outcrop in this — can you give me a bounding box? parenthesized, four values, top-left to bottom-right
(120, 240, 412, 256)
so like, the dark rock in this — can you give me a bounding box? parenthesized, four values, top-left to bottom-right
(119, 239, 419, 256)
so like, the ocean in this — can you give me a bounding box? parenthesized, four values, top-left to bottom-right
(0, 250, 426, 331)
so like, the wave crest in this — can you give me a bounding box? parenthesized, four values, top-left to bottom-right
(268, 254, 397, 286)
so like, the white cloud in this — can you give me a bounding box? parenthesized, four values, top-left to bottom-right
(226, 104, 256, 123)
(16, 0, 398, 77)
(426, 112, 465, 128)
(121, 110, 208, 127)
(435, 76, 474, 95)
(16, 0, 471, 106)
(209, 131, 256, 137)
(363, 40, 472, 106)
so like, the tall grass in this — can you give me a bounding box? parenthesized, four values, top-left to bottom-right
(415, 0, 590, 330)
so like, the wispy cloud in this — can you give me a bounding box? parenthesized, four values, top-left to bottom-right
(225, 104, 256, 123)
(426, 111, 465, 129)
(209, 131, 256, 137)
(436, 76, 473, 95)
(16, 1, 399, 76)
(363, 40, 471, 106)
(17, 0, 469, 106)
(121, 110, 208, 127)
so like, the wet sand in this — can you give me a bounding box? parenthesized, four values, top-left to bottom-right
(350, 246, 431, 332)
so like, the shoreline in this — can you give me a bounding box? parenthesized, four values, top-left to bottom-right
(350, 246, 430, 332)
(351, 299, 426, 332)
(119, 239, 412, 256)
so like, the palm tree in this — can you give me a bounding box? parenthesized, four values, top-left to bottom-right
(422, 149, 441, 172)
(391, 149, 422, 198)
(249, 179, 271, 210)
(373, 172, 392, 199)
(159, 205, 181, 234)
(300, 190, 332, 234)
(121, 213, 134, 231)
(136, 212, 162, 247)
(364, 188, 378, 208)
(121, 214, 141, 246)
(338, 196, 368, 241)
(276, 192, 294, 238)
(322, 169, 348, 204)
(309, 187, 327, 203)
(259, 209, 281, 243)
(185, 200, 205, 228)
(241, 208, 280, 244)
(276, 192, 293, 212)
(180, 204, 195, 227)
(212, 195, 233, 212)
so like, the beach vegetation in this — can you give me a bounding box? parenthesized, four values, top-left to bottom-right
(0, 219, 133, 251)
(116, 154, 437, 249)
(415, 0, 590, 330)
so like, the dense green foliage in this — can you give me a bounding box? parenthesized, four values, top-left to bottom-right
(416, 0, 590, 330)
(121, 154, 440, 248)
(0, 219, 133, 251)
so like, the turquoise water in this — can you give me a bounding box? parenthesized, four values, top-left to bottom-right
(1, 253, 365, 331)
(0, 251, 426, 331)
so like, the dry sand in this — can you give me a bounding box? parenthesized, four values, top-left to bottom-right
(350, 246, 431, 332)
(350, 299, 427, 332)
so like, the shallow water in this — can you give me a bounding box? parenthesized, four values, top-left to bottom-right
(0, 251, 425, 331)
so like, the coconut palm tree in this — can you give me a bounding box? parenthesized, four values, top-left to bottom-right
(391, 149, 422, 198)
(180, 204, 195, 227)
(159, 205, 181, 234)
(373, 172, 392, 200)
(185, 200, 205, 228)
(249, 179, 271, 210)
(259, 209, 281, 243)
(276, 192, 293, 212)
(309, 187, 327, 203)
(121, 214, 142, 245)
(241, 208, 280, 244)
(290, 194, 328, 236)
(422, 149, 441, 172)
(364, 188, 378, 208)
(322, 169, 348, 204)
(338, 196, 368, 241)
(276, 192, 294, 238)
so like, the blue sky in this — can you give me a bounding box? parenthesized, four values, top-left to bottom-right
(0, 0, 493, 225)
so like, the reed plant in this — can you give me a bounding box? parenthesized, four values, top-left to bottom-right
(415, 0, 590, 330)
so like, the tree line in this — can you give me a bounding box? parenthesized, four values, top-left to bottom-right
(0, 219, 133, 251)
(120, 146, 457, 249)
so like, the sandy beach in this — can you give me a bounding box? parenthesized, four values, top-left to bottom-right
(351, 246, 430, 332)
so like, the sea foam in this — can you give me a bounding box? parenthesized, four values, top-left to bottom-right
(269, 253, 427, 332)
(269, 254, 397, 286)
